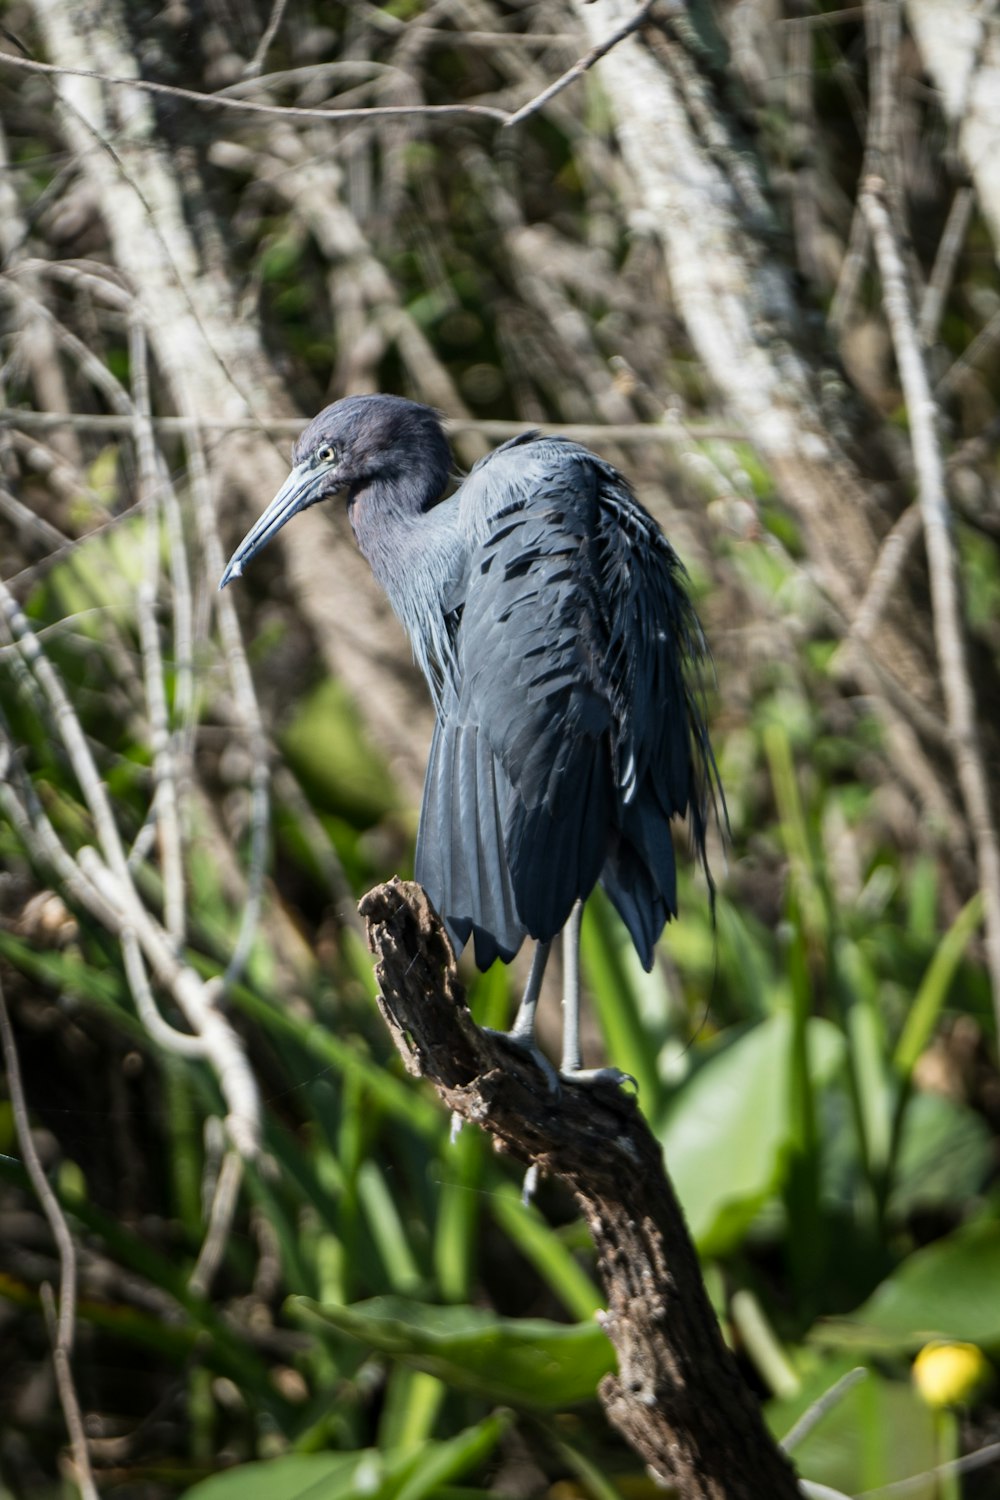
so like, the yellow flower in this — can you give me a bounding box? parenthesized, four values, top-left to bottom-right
(912, 1341, 991, 1409)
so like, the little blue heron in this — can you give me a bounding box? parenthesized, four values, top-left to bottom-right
(220, 395, 719, 1083)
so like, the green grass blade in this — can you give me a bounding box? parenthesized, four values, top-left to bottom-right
(894, 891, 984, 1078)
(580, 893, 663, 1110)
(489, 1183, 602, 1321)
(357, 1161, 425, 1296)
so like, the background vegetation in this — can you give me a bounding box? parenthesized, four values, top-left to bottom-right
(0, 0, 999, 1495)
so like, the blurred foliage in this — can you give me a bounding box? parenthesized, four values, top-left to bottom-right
(0, 0, 999, 1497)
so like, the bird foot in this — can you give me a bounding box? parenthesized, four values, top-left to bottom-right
(560, 1065, 638, 1092)
(480, 1027, 561, 1094)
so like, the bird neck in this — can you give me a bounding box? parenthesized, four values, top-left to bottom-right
(349, 477, 461, 695)
(349, 476, 430, 591)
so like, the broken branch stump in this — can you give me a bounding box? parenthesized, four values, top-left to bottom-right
(359, 879, 801, 1500)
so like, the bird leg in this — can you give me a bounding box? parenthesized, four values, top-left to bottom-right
(481, 938, 560, 1092)
(560, 901, 584, 1074)
(560, 901, 637, 1090)
(509, 937, 551, 1043)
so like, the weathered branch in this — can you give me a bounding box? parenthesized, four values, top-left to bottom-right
(861, 177, 1000, 1038)
(360, 879, 801, 1500)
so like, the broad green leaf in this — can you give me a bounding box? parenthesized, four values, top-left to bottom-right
(392, 1413, 507, 1500)
(659, 1013, 844, 1255)
(294, 1295, 614, 1408)
(182, 1415, 506, 1500)
(183, 1452, 359, 1499)
(768, 1361, 937, 1496)
(816, 1217, 1000, 1351)
(889, 1091, 991, 1218)
(40, 511, 142, 618)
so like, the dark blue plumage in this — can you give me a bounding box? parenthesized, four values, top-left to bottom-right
(220, 395, 719, 1071)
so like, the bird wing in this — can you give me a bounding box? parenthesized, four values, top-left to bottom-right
(590, 461, 719, 964)
(417, 437, 719, 969)
(415, 702, 528, 967)
(439, 446, 618, 951)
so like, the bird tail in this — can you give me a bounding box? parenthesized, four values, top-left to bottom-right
(415, 717, 526, 968)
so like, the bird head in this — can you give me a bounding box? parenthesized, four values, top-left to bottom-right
(219, 394, 451, 588)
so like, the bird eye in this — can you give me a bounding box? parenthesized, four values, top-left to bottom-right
(316, 444, 338, 466)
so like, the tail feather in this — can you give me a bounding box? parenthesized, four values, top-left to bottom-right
(415, 717, 526, 966)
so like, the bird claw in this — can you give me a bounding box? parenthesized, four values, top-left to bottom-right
(560, 1065, 639, 1093)
(480, 1027, 561, 1094)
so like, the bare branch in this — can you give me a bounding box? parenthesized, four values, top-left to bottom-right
(0, 974, 99, 1500)
(919, 186, 976, 346)
(828, 0, 903, 332)
(187, 1149, 244, 1299)
(243, 0, 290, 79)
(861, 177, 1000, 1030)
(0, 409, 743, 443)
(0, 582, 261, 1153)
(781, 1368, 868, 1453)
(0, 48, 510, 123)
(131, 318, 187, 946)
(504, 0, 659, 128)
(839, 503, 923, 650)
(360, 879, 802, 1500)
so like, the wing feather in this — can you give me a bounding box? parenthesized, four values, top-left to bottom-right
(417, 436, 721, 968)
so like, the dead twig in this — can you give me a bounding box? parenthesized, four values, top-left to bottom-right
(919, 186, 976, 347)
(0, 974, 99, 1500)
(187, 1147, 244, 1298)
(360, 878, 802, 1500)
(861, 176, 1000, 1035)
(243, 0, 290, 78)
(0, 409, 743, 443)
(836, 502, 922, 654)
(829, 0, 902, 332)
(0, 582, 261, 1153)
(504, 0, 660, 128)
(131, 318, 186, 947)
(0, 49, 510, 123)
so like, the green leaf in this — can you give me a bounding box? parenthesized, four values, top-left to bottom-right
(293, 1295, 614, 1408)
(768, 1361, 937, 1496)
(357, 1161, 425, 1295)
(182, 1415, 506, 1500)
(894, 891, 984, 1078)
(659, 1013, 844, 1255)
(0, 931, 134, 1020)
(889, 1091, 991, 1218)
(490, 1184, 602, 1321)
(183, 1452, 361, 1499)
(392, 1413, 507, 1500)
(377, 1367, 446, 1454)
(281, 678, 397, 824)
(816, 1217, 1000, 1351)
(580, 891, 664, 1110)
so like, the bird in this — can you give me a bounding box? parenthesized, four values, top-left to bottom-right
(220, 394, 720, 1084)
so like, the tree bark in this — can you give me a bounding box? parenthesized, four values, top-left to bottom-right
(360, 878, 802, 1500)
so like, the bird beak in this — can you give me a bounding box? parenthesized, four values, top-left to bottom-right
(219, 461, 326, 589)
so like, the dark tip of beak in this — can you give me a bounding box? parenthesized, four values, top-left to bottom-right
(218, 460, 319, 591)
(218, 558, 242, 591)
